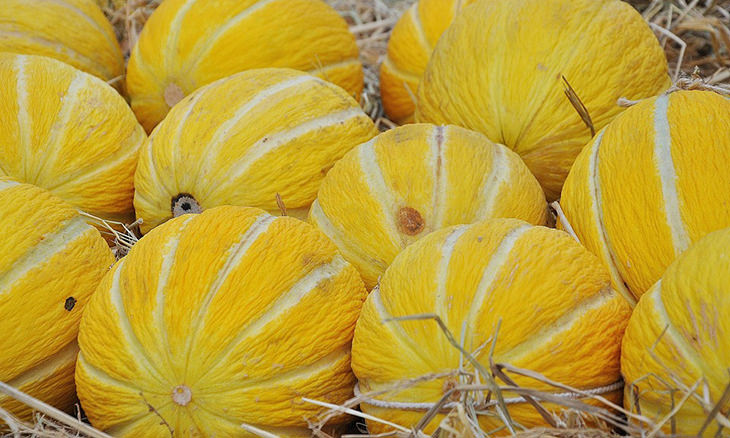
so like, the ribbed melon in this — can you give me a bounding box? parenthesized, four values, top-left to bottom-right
(134, 68, 378, 234)
(622, 228, 730, 435)
(0, 178, 114, 420)
(0, 53, 146, 224)
(0, 0, 123, 87)
(351, 218, 631, 432)
(126, 0, 364, 132)
(310, 123, 548, 289)
(560, 90, 730, 304)
(76, 206, 366, 436)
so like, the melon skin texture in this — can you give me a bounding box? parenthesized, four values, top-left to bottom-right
(351, 218, 632, 433)
(0, 178, 114, 420)
(621, 228, 730, 435)
(133, 68, 379, 235)
(380, 0, 475, 124)
(76, 205, 367, 437)
(126, 0, 364, 132)
(0, 53, 147, 224)
(310, 123, 548, 289)
(0, 0, 124, 87)
(415, 0, 671, 200)
(560, 90, 730, 305)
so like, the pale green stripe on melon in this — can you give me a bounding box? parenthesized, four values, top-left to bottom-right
(197, 75, 318, 181)
(193, 254, 350, 384)
(217, 108, 370, 196)
(465, 224, 531, 346)
(589, 130, 635, 305)
(410, 4, 433, 53)
(15, 56, 32, 179)
(186, 0, 286, 70)
(34, 71, 87, 183)
(429, 126, 447, 230)
(475, 143, 512, 221)
(181, 213, 277, 375)
(433, 226, 469, 331)
(108, 259, 171, 386)
(5, 339, 77, 387)
(357, 137, 404, 248)
(0, 215, 91, 297)
(499, 287, 615, 363)
(653, 94, 691, 256)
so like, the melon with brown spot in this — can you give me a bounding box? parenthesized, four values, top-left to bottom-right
(351, 218, 632, 432)
(560, 90, 730, 305)
(76, 205, 367, 436)
(134, 68, 378, 234)
(0, 178, 114, 420)
(0, 0, 124, 88)
(126, 0, 364, 132)
(0, 53, 147, 225)
(310, 123, 548, 289)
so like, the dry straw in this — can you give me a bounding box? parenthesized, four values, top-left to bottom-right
(3, 0, 730, 436)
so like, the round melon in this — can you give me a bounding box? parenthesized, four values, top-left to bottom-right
(134, 68, 378, 234)
(310, 123, 548, 289)
(622, 228, 730, 435)
(0, 53, 147, 224)
(351, 218, 632, 433)
(126, 0, 364, 132)
(0, 178, 114, 420)
(0, 0, 124, 87)
(76, 205, 367, 436)
(415, 0, 671, 200)
(380, 0, 475, 124)
(560, 90, 730, 305)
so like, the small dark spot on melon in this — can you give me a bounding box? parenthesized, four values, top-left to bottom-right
(397, 207, 425, 236)
(171, 193, 202, 217)
(64, 297, 76, 311)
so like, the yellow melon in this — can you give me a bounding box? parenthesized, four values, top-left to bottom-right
(622, 228, 730, 435)
(134, 68, 378, 234)
(380, 0, 475, 124)
(310, 123, 548, 289)
(0, 53, 146, 224)
(560, 90, 730, 305)
(415, 0, 671, 200)
(76, 205, 367, 436)
(0, 0, 124, 87)
(126, 0, 364, 132)
(351, 218, 631, 433)
(0, 178, 114, 420)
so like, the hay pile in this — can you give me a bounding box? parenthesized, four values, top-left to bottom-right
(2, 0, 729, 437)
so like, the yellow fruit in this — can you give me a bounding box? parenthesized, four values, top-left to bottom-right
(76, 206, 367, 436)
(415, 0, 671, 200)
(621, 228, 730, 435)
(0, 54, 146, 224)
(310, 123, 548, 289)
(134, 68, 378, 234)
(351, 218, 631, 433)
(0, 178, 114, 420)
(380, 0, 475, 124)
(0, 0, 124, 86)
(126, 0, 364, 132)
(560, 90, 730, 305)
